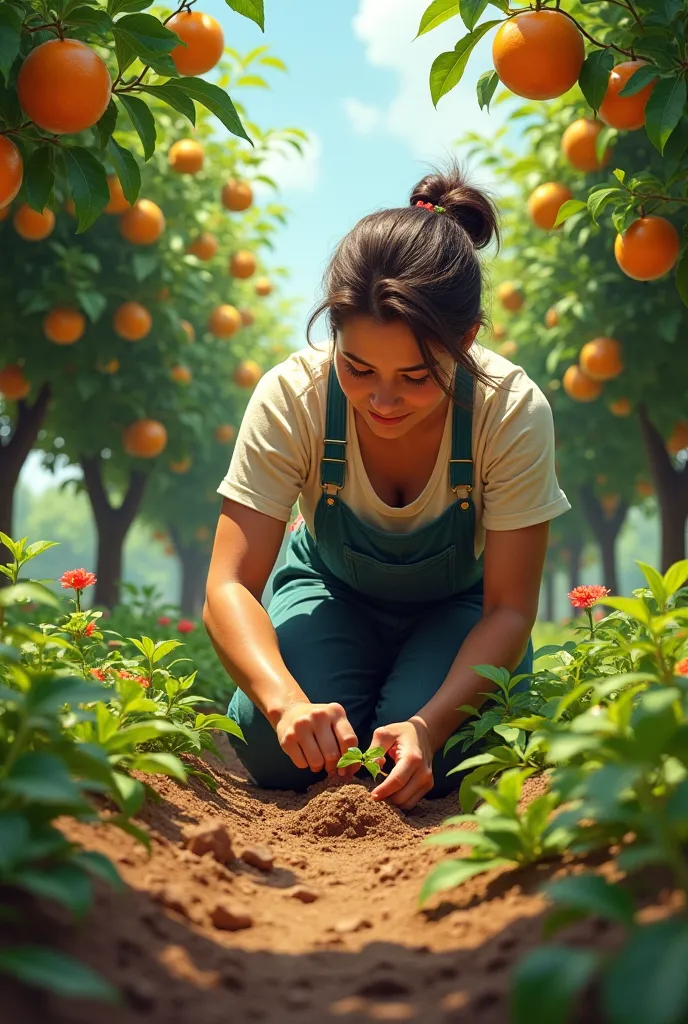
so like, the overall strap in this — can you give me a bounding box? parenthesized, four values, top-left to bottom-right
(449, 366, 474, 501)
(320, 361, 347, 493)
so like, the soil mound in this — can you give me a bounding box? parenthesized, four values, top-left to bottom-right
(287, 778, 408, 840)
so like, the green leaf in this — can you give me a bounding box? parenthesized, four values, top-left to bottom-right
(117, 93, 156, 161)
(113, 12, 178, 57)
(512, 946, 599, 1024)
(107, 138, 141, 205)
(26, 675, 105, 717)
(76, 289, 107, 322)
(663, 560, 688, 597)
(0, 3, 23, 82)
(111, 771, 145, 816)
(476, 69, 499, 111)
(95, 99, 118, 150)
(676, 251, 688, 310)
(419, 857, 510, 904)
(152, 639, 182, 663)
(0, 581, 61, 609)
(663, 116, 688, 177)
(645, 76, 687, 154)
(70, 851, 122, 890)
(459, 763, 498, 812)
(139, 83, 196, 123)
(534, 644, 565, 660)
(603, 919, 688, 1024)
(579, 49, 615, 112)
(618, 64, 659, 97)
(225, 0, 264, 30)
(554, 199, 587, 228)
(0, 813, 29, 870)
(544, 874, 635, 926)
(460, 0, 490, 31)
(65, 5, 112, 34)
(587, 187, 625, 225)
(337, 749, 364, 768)
(3, 752, 82, 804)
(155, 78, 252, 144)
(108, 0, 152, 14)
(602, 596, 651, 623)
(473, 664, 510, 686)
(636, 561, 667, 608)
(62, 146, 109, 233)
(416, 0, 460, 38)
(130, 752, 187, 782)
(15, 864, 93, 919)
(430, 21, 501, 106)
(0, 947, 118, 1001)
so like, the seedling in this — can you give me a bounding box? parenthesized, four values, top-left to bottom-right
(337, 745, 388, 779)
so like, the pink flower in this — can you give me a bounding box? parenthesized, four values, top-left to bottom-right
(568, 584, 611, 610)
(90, 668, 107, 681)
(675, 658, 688, 677)
(177, 619, 196, 633)
(84, 622, 96, 637)
(157, 615, 172, 626)
(60, 568, 97, 592)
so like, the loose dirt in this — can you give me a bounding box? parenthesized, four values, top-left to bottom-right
(0, 738, 651, 1023)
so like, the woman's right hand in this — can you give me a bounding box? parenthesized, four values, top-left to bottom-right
(275, 700, 358, 775)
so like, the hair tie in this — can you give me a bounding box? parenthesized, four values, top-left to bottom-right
(415, 201, 446, 213)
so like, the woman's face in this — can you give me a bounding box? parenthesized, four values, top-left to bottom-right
(334, 316, 460, 439)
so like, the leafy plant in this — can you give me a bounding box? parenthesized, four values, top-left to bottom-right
(337, 744, 388, 780)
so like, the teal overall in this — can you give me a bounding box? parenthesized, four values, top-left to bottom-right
(227, 362, 533, 797)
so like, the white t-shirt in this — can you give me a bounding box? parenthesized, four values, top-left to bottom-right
(217, 342, 570, 557)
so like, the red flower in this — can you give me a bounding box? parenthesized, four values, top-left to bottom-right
(157, 615, 172, 626)
(90, 668, 107, 681)
(177, 619, 196, 633)
(568, 584, 611, 610)
(675, 658, 688, 677)
(117, 669, 150, 688)
(84, 622, 96, 637)
(60, 568, 97, 592)
(137, 678, 150, 688)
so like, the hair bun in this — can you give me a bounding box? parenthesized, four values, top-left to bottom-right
(410, 161, 499, 250)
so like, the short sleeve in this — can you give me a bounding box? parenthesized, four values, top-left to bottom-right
(480, 379, 570, 532)
(217, 365, 312, 522)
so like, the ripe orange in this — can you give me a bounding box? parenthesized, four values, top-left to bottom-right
(562, 365, 602, 402)
(180, 319, 195, 343)
(169, 139, 205, 174)
(667, 422, 688, 456)
(113, 301, 152, 341)
(43, 307, 86, 345)
(234, 359, 262, 388)
(187, 231, 217, 260)
(636, 480, 654, 497)
(492, 322, 506, 341)
(167, 11, 224, 76)
(599, 61, 656, 131)
(492, 10, 584, 101)
(240, 308, 255, 327)
(14, 204, 55, 241)
(169, 456, 192, 473)
(499, 340, 518, 358)
(579, 337, 623, 381)
(170, 364, 192, 384)
(496, 281, 524, 312)
(119, 199, 165, 245)
(17, 39, 112, 135)
(209, 304, 242, 337)
(614, 216, 680, 281)
(230, 250, 257, 279)
(561, 118, 611, 172)
(104, 175, 130, 215)
(0, 136, 23, 210)
(64, 197, 76, 216)
(254, 276, 273, 297)
(221, 178, 253, 211)
(609, 397, 632, 417)
(0, 364, 30, 400)
(527, 182, 573, 230)
(123, 418, 168, 458)
(215, 423, 236, 444)
(545, 307, 559, 328)
(98, 358, 119, 374)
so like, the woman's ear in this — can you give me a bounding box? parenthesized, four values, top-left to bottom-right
(463, 323, 480, 349)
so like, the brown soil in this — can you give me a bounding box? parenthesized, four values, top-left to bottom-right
(0, 739, 666, 1024)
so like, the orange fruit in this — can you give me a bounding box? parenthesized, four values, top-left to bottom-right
(169, 456, 192, 473)
(601, 493, 620, 515)
(527, 182, 573, 230)
(209, 304, 242, 337)
(545, 307, 559, 328)
(614, 216, 680, 281)
(221, 178, 253, 211)
(14, 204, 55, 240)
(496, 281, 524, 312)
(240, 308, 255, 327)
(104, 174, 130, 215)
(0, 136, 23, 210)
(599, 61, 656, 131)
(170, 364, 192, 384)
(609, 397, 632, 417)
(562, 365, 602, 402)
(119, 199, 165, 245)
(636, 480, 654, 497)
(123, 419, 168, 458)
(492, 10, 584, 101)
(229, 250, 257, 279)
(215, 423, 236, 444)
(579, 337, 623, 381)
(561, 118, 611, 172)
(254, 276, 273, 297)
(180, 319, 195, 343)
(195, 525, 210, 541)
(667, 422, 688, 456)
(499, 340, 518, 358)
(64, 197, 76, 216)
(0, 364, 30, 400)
(18, 39, 111, 134)
(234, 359, 262, 388)
(113, 301, 152, 341)
(167, 11, 224, 76)
(169, 138, 205, 174)
(43, 307, 86, 345)
(187, 231, 217, 260)
(98, 358, 119, 374)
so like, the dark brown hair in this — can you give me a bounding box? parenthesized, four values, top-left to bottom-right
(306, 159, 500, 398)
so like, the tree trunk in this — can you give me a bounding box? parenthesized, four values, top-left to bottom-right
(579, 485, 628, 595)
(542, 570, 555, 623)
(638, 405, 688, 570)
(0, 384, 51, 539)
(168, 523, 208, 617)
(81, 457, 148, 609)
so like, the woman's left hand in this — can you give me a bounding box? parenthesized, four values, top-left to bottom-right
(368, 717, 434, 810)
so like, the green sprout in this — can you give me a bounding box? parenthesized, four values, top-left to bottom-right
(337, 745, 388, 779)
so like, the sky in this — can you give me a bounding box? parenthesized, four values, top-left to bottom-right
(22, 0, 508, 492)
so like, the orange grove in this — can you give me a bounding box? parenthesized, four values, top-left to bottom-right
(609, 397, 632, 417)
(170, 365, 192, 384)
(579, 337, 624, 382)
(496, 281, 524, 312)
(209, 304, 242, 337)
(119, 199, 165, 245)
(527, 182, 573, 230)
(254, 276, 273, 297)
(221, 178, 253, 212)
(14, 204, 55, 241)
(561, 118, 611, 173)
(123, 419, 168, 458)
(43, 307, 86, 345)
(113, 301, 152, 342)
(0, 364, 31, 400)
(187, 232, 218, 260)
(230, 250, 257, 279)
(169, 139, 205, 174)
(492, 10, 584, 101)
(563, 365, 602, 402)
(17, 38, 112, 135)
(234, 360, 263, 389)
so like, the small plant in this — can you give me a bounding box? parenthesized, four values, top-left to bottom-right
(337, 745, 388, 779)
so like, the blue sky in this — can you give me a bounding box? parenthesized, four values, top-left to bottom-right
(23, 0, 506, 491)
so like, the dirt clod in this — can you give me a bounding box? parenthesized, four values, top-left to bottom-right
(240, 844, 275, 871)
(153, 884, 195, 918)
(287, 782, 406, 840)
(332, 915, 372, 934)
(184, 819, 235, 863)
(210, 900, 254, 931)
(286, 884, 319, 903)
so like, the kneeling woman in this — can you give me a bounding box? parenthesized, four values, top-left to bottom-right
(204, 166, 570, 811)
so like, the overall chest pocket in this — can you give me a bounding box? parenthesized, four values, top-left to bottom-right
(343, 545, 457, 603)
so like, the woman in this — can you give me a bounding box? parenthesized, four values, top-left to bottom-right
(204, 166, 570, 811)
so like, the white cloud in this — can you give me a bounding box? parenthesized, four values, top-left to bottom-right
(342, 97, 382, 135)
(253, 131, 322, 196)
(351, 0, 504, 182)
